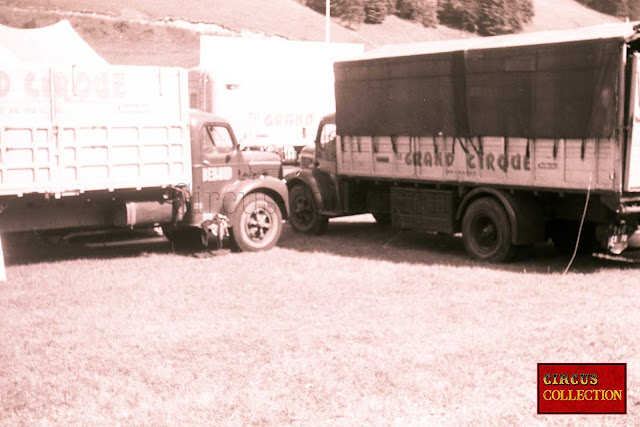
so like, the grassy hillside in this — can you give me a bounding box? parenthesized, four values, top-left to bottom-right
(0, 7, 201, 67)
(3, 0, 620, 51)
(527, 0, 619, 32)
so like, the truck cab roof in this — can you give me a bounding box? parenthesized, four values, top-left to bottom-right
(320, 113, 335, 124)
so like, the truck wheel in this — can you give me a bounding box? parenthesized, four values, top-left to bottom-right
(462, 198, 515, 263)
(231, 193, 282, 252)
(288, 185, 328, 234)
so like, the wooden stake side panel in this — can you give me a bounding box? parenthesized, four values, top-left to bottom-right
(0, 65, 191, 197)
(337, 135, 619, 191)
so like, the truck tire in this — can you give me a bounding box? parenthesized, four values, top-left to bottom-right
(231, 193, 282, 252)
(288, 185, 328, 235)
(462, 198, 515, 263)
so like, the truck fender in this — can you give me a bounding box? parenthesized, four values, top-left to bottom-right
(283, 169, 326, 213)
(456, 188, 545, 245)
(221, 176, 289, 220)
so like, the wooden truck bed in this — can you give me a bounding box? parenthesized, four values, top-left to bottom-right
(337, 135, 618, 192)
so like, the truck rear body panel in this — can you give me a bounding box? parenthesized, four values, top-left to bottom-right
(0, 65, 191, 198)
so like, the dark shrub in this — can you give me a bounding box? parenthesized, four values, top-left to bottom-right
(365, 0, 389, 24)
(575, 0, 640, 20)
(396, 0, 438, 27)
(336, 0, 367, 28)
(438, 0, 533, 35)
(437, 0, 480, 32)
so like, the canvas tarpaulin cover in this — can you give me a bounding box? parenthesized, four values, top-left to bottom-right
(334, 25, 636, 140)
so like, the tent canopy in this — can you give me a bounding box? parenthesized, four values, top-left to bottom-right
(0, 20, 106, 65)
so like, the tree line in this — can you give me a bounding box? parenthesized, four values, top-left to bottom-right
(305, 0, 535, 36)
(574, 0, 640, 20)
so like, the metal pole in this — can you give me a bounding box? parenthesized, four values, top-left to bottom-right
(325, 0, 330, 42)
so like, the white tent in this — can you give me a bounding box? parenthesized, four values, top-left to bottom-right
(0, 20, 106, 65)
(0, 44, 20, 64)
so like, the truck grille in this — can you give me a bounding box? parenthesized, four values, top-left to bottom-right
(261, 165, 281, 178)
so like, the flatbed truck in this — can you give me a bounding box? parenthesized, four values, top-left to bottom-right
(0, 64, 288, 252)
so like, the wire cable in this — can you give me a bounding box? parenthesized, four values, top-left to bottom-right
(563, 173, 592, 275)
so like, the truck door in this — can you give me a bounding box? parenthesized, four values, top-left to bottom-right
(313, 120, 340, 212)
(626, 53, 640, 191)
(193, 122, 245, 214)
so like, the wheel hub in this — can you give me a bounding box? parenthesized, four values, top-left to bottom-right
(246, 209, 272, 241)
(474, 217, 498, 250)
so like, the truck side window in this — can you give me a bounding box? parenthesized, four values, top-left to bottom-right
(203, 124, 234, 156)
(318, 123, 336, 161)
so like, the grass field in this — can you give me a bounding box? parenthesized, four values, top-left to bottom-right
(1, 217, 639, 425)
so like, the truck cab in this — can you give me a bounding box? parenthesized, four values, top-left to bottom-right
(164, 109, 289, 251)
(285, 114, 351, 234)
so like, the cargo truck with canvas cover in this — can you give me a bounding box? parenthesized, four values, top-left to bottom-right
(286, 23, 640, 261)
(190, 37, 363, 165)
(0, 64, 288, 252)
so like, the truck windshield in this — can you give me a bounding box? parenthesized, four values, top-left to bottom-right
(204, 125, 234, 153)
(320, 123, 336, 146)
(318, 123, 336, 161)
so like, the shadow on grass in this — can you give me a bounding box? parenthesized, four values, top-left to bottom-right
(277, 215, 640, 275)
(1, 231, 231, 267)
(3, 216, 639, 274)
